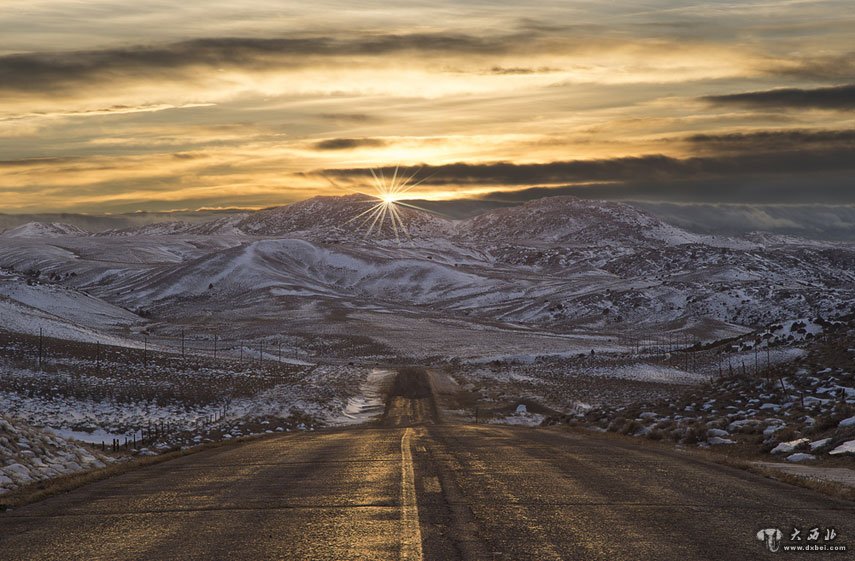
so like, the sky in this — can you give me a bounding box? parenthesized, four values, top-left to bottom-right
(1, 1, 854, 218)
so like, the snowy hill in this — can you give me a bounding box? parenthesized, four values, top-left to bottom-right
(463, 197, 712, 246)
(1, 222, 89, 238)
(0, 194, 851, 352)
(236, 194, 455, 240)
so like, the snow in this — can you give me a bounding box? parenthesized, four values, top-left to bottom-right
(829, 440, 855, 456)
(770, 438, 810, 454)
(1, 222, 88, 238)
(332, 368, 393, 426)
(809, 438, 832, 451)
(48, 427, 140, 445)
(0, 416, 109, 495)
(786, 453, 816, 462)
(838, 416, 855, 428)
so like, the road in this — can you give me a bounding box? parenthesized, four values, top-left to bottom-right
(1, 369, 853, 560)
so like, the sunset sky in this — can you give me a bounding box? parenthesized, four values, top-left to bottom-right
(1, 1, 854, 213)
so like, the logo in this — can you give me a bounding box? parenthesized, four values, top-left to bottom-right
(757, 528, 783, 552)
(756, 526, 846, 553)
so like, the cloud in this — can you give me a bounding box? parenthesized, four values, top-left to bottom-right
(703, 84, 855, 110)
(685, 129, 855, 152)
(768, 53, 855, 81)
(322, 146, 855, 187)
(486, 66, 562, 75)
(311, 137, 388, 150)
(318, 113, 379, 123)
(0, 32, 539, 95)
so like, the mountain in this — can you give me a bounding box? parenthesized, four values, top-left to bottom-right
(235, 193, 455, 240)
(1, 222, 89, 238)
(460, 196, 750, 248)
(0, 194, 851, 353)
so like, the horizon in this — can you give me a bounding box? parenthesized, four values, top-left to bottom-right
(2, 192, 855, 240)
(1, 1, 854, 230)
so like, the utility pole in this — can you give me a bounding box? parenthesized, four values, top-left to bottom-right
(754, 345, 759, 375)
(38, 327, 43, 370)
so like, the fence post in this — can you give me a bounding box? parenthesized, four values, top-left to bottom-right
(38, 327, 43, 370)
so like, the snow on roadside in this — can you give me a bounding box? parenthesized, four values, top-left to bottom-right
(330, 368, 393, 426)
(0, 415, 109, 496)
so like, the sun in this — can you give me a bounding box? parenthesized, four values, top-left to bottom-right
(380, 192, 400, 204)
(343, 165, 435, 241)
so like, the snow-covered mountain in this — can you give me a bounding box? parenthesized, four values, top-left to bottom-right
(0, 195, 851, 355)
(1, 222, 89, 238)
(236, 193, 454, 240)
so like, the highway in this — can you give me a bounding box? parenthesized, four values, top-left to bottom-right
(1, 368, 853, 560)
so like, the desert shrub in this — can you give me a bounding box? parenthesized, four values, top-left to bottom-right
(647, 429, 664, 441)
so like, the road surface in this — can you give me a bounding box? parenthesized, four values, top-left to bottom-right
(1, 369, 853, 560)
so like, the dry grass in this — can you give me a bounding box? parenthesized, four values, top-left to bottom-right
(0, 431, 277, 511)
(550, 425, 855, 502)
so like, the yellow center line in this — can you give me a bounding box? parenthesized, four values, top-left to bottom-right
(400, 427, 423, 561)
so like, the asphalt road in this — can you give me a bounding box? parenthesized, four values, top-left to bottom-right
(1, 369, 853, 560)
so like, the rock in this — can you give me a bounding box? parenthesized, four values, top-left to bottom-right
(786, 453, 816, 462)
(809, 438, 831, 451)
(763, 424, 785, 437)
(707, 428, 730, 438)
(838, 416, 855, 428)
(728, 420, 753, 432)
(3, 463, 33, 482)
(829, 439, 855, 456)
(708, 436, 736, 445)
(770, 438, 809, 454)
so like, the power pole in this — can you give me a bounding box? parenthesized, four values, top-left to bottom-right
(38, 327, 43, 370)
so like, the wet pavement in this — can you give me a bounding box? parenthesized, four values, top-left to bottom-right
(2, 369, 854, 560)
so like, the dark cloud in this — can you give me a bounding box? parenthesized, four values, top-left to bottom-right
(685, 129, 855, 152)
(323, 146, 855, 187)
(770, 53, 855, 81)
(487, 66, 562, 75)
(0, 32, 537, 94)
(318, 113, 379, 123)
(312, 137, 388, 151)
(703, 84, 855, 110)
(0, 157, 69, 168)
